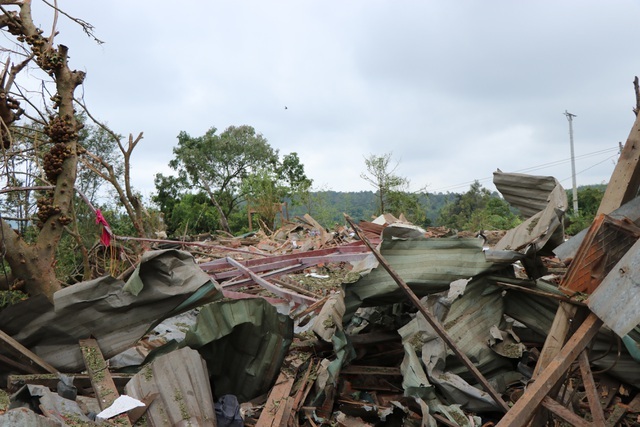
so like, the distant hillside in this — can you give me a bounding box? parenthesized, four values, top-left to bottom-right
(287, 182, 608, 229)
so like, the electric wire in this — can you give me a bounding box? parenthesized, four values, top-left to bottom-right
(431, 146, 620, 193)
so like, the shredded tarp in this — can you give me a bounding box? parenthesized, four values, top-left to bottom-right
(0, 249, 222, 371)
(182, 298, 293, 402)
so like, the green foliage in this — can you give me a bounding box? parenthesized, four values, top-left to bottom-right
(243, 153, 313, 229)
(168, 193, 221, 237)
(155, 126, 311, 235)
(169, 125, 278, 219)
(360, 152, 410, 215)
(386, 191, 429, 226)
(564, 185, 605, 235)
(437, 181, 520, 231)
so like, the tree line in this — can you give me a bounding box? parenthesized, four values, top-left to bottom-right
(0, 3, 605, 300)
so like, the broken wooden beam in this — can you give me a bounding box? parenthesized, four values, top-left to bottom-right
(540, 396, 592, 427)
(79, 338, 131, 426)
(597, 108, 640, 215)
(0, 329, 57, 374)
(578, 350, 606, 425)
(255, 360, 300, 427)
(495, 312, 603, 427)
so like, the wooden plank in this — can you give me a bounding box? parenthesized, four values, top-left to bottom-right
(79, 338, 131, 426)
(341, 365, 402, 376)
(605, 404, 627, 427)
(578, 350, 606, 425)
(597, 111, 640, 215)
(345, 214, 510, 414)
(0, 329, 58, 374)
(291, 360, 316, 413)
(0, 353, 40, 374)
(495, 312, 603, 427)
(540, 396, 592, 427)
(255, 371, 296, 427)
(532, 302, 578, 379)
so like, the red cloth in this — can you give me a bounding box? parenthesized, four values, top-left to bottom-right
(95, 209, 112, 246)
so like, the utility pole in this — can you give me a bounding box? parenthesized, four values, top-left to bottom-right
(564, 110, 578, 215)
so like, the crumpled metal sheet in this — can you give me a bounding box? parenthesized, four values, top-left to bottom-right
(345, 238, 501, 313)
(398, 278, 515, 414)
(493, 171, 562, 219)
(503, 280, 640, 388)
(0, 249, 222, 371)
(182, 298, 293, 402)
(493, 172, 567, 255)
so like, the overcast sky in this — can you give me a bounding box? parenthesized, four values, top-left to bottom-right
(35, 1, 640, 198)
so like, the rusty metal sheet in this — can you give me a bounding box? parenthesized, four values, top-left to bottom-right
(560, 215, 640, 295)
(554, 195, 640, 262)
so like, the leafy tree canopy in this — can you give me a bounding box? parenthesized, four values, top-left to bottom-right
(155, 126, 311, 235)
(437, 181, 520, 231)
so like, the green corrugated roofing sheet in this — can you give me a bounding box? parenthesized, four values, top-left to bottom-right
(182, 298, 293, 402)
(345, 238, 502, 310)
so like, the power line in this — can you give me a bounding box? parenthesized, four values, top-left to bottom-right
(431, 145, 619, 193)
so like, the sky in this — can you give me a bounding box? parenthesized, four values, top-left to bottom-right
(26, 1, 640, 199)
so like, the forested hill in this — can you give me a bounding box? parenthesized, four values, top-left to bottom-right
(288, 184, 606, 230)
(288, 190, 460, 226)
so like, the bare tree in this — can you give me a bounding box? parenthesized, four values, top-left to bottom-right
(360, 152, 409, 215)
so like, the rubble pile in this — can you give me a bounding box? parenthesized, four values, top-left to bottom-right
(2, 156, 640, 425)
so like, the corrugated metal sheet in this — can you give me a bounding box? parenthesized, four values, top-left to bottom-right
(493, 173, 567, 255)
(503, 280, 640, 388)
(0, 250, 222, 371)
(588, 238, 640, 337)
(345, 238, 502, 310)
(493, 171, 563, 218)
(126, 347, 216, 426)
(397, 278, 513, 413)
(182, 298, 293, 402)
(554, 195, 640, 262)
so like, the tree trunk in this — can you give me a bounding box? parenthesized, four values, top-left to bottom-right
(209, 194, 231, 234)
(0, 3, 85, 300)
